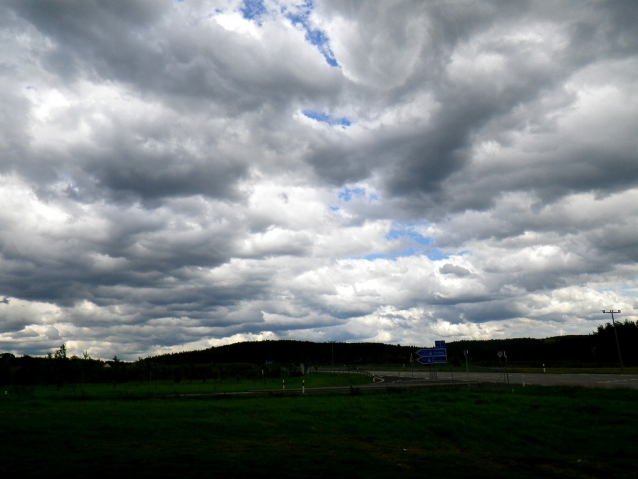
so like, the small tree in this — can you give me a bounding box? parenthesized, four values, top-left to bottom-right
(54, 344, 67, 360)
(81, 351, 90, 385)
(111, 356, 121, 387)
(52, 344, 69, 388)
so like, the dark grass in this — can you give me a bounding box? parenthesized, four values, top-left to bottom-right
(6, 372, 371, 400)
(1, 384, 637, 478)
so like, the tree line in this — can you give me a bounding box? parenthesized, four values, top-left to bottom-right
(1, 320, 636, 386)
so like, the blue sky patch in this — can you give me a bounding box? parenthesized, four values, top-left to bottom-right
(363, 249, 449, 262)
(303, 29, 338, 67)
(360, 223, 450, 261)
(240, 0, 267, 21)
(238, 0, 339, 67)
(338, 187, 366, 202)
(365, 253, 390, 261)
(385, 228, 432, 245)
(425, 249, 450, 261)
(283, 0, 339, 67)
(303, 110, 351, 127)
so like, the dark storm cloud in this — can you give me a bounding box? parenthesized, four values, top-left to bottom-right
(10, 0, 170, 82)
(440, 264, 471, 277)
(85, 147, 248, 202)
(5, 0, 636, 205)
(10, 0, 342, 106)
(313, 0, 638, 214)
(4, 0, 343, 203)
(0, 1, 637, 358)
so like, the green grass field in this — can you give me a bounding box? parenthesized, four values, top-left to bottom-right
(1, 377, 637, 478)
(3, 372, 370, 400)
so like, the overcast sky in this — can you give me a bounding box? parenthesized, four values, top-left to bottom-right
(1, 0, 637, 360)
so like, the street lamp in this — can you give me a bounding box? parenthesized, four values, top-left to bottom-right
(602, 310, 624, 373)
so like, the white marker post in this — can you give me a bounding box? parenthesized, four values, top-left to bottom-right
(463, 350, 469, 382)
(282, 379, 285, 390)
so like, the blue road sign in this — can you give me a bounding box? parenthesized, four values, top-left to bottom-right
(416, 348, 447, 357)
(435, 340, 446, 349)
(417, 356, 447, 364)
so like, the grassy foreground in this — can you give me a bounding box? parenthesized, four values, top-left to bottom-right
(4, 372, 371, 399)
(1, 381, 637, 478)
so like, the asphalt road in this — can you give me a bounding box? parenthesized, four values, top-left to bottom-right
(367, 369, 638, 389)
(179, 370, 638, 398)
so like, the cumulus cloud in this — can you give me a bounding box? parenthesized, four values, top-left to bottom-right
(440, 264, 471, 277)
(0, 0, 636, 359)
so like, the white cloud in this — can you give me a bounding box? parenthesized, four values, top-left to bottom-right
(0, 1, 636, 359)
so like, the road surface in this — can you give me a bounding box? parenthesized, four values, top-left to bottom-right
(366, 369, 638, 389)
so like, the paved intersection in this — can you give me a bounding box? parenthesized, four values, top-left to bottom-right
(367, 369, 638, 389)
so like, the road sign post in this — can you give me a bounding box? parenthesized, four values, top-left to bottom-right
(497, 351, 509, 384)
(417, 342, 447, 380)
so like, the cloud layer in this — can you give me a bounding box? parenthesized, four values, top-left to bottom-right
(1, 0, 637, 359)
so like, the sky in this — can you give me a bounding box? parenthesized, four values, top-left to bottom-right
(1, 0, 637, 360)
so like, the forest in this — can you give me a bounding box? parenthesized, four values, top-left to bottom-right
(1, 319, 636, 386)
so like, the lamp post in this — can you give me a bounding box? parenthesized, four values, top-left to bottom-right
(602, 310, 624, 373)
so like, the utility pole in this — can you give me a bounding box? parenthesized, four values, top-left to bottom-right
(602, 310, 624, 373)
